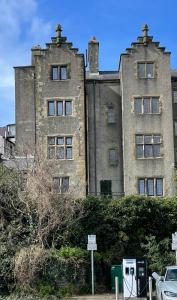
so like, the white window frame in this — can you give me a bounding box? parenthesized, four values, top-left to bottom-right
(134, 97, 160, 114)
(136, 134, 162, 159)
(53, 177, 69, 193)
(48, 136, 73, 160)
(138, 177, 163, 196)
(51, 65, 68, 80)
(137, 62, 154, 79)
(47, 99, 72, 116)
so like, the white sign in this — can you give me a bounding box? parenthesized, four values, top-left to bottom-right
(172, 243, 177, 250)
(88, 235, 96, 244)
(172, 233, 177, 243)
(87, 243, 97, 251)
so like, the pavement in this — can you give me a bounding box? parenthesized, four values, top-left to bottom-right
(66, 294, 150, 300)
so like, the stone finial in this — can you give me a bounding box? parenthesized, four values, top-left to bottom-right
(56, 24, 62, 37)
(142, 24, 149, 37)
(89, 36, 99, 43)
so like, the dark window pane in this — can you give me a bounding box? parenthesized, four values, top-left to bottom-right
(57, 101, 63, 116)
(108, 108, 115, 123)
(109, 149, 116, 161)
(153, 135, 160, 143)
(136, 135, 143, 144)
(100, 180, 112, 196)
(66, 147, 72, 159)
(62, 177, 69, 192)
(152, 98, 159, 113)
(53, 177, 60, 192)
(174, 91, 177, 103)
(138, 63, 145, 78)
(48, 101, 55, 116)
(146, 63, 154, 78)
(157, 179, 163, 196)
(134, 99, 142, 114)
(65, 101, 72, 115)
(144, 145, 153, 157)
(48, 147, 55, 159)
(60, 66, 67, 80)
(52, 67, 58, 80)
(136, 145, 144, 158)
(56, 147, 64, 159)
(144, 98, 150, 113)
(139, 179, 145, 195)
(147, 179, 154, 196)
(144, 135, 152, 144)
(66, 137, 72, 145)
(175, 122, 177, 136)
(57, 137, 64, 145)
(48, 137, 55, 145)
(153, 145, 160, 157)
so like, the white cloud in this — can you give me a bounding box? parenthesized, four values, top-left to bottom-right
(0, 0, 52, 125)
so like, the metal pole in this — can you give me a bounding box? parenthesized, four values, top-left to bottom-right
(115, 276, 119, 300)
(91, 250, 94, 295)
(149, 276, 152, 300)
(176, 251, 177, 265)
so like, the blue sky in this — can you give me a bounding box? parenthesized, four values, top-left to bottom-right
(1, 0, 177, 126)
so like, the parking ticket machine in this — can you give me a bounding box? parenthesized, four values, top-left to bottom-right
(123, 257, 147, 298)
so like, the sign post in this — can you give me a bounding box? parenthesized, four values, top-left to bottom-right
(87, 235, 97, 295)
(172, 232, 177, 265)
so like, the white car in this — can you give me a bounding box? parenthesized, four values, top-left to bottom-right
(153, 266, 177, 300)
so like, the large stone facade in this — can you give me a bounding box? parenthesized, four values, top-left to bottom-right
(15, 24, 177, 197)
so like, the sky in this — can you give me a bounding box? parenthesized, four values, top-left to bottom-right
(1, 0, 177, 126)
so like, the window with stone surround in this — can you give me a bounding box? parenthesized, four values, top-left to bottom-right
(48, 136, 73, 160)
(173, 91, 177, 103)
(53, 177, 69, 193)
(136, 134, 161, 158)
(108, 149, 118, 165)
(138, 178, 163, 196)
(134, 97, 160, 114)
(137, 62, 154, 78)
(51, 65, 68, 80)
(48, 100, 72, 116)
(107, 107, 116, 123)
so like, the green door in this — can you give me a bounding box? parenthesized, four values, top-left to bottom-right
(111, 265, 123, 292)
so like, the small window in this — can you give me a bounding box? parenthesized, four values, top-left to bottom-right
(51, 65, 68, 80)
(109, 149, 118, 165)
(100, 180, 112, 196)
(173, 91, 177, 103)
(137, 62, 154, 78)
(107, 107, 115, 123)
(136, 134, 161, 159)
(53, 177, 69, 193)
(134, 97, 160, 114)
(48, 101, 55, 116)
(48, 99, 72, 116)
(175, 122, 177, 136)
(48, 136, 73, 160)
(138, 178, 163, 196)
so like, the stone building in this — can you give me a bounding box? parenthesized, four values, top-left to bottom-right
(0, 124, 15, 161)
(14, 24, 177, 198)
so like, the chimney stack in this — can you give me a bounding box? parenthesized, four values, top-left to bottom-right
(88, 36, 99, 74)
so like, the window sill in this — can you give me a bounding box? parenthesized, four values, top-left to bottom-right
(136, 157, 163, 160)
(51, 79, 70, 82)
(48, 158, 74, 161)
(47, 115, 73, 117)
(134, 113, 161, 116)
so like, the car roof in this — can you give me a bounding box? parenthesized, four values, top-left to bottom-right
(166, 266, 177, 270)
